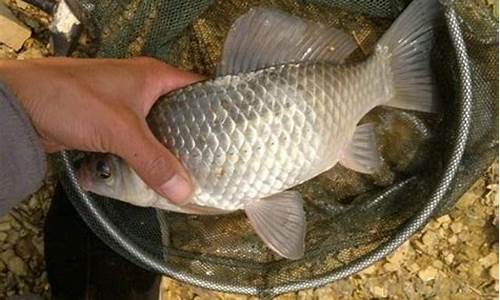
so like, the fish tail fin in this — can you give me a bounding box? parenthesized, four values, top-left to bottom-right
(377, 0, 441, 113)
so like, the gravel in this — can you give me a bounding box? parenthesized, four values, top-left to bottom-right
(160, 162, 499, 299)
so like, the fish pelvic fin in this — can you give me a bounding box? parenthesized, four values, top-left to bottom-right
(244, 191, 306, 260)
(377, 0, 442, 113)
(339, 123, 381, 174)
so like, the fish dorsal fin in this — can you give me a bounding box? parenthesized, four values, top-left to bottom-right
(244, 191, 306, 260)
(339, 123, 381, 174)
(216, 8, 357, 76)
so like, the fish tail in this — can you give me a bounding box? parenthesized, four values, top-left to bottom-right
(377, 0, 441, 113)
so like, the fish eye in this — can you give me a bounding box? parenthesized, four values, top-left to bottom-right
(96, 160, 111, 179)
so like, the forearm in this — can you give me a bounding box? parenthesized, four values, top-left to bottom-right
(0, 80, 46, 215)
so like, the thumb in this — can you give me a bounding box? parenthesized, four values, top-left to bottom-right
(113, 124, 193, 205)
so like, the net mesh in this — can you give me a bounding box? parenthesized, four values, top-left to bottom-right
(58, 0, 498, 296)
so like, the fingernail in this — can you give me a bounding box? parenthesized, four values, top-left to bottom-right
(159, 174, 192, 205)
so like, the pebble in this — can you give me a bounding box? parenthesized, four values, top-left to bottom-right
(313, 286, 333, 299)
(6, 230, 20, 244)
(383, 262, 399, 272)
(0, 222, 11, 232)
(479, 253, 498, 268)
(448, 235, 458, 245)
(407, 263, 420, 273)
(432, 260, 444, 270)
(490, 264, 499, 280)
(421, 231, 438, 247)
(450, 222, 464, 234)
(369, 285, 388, 298)
(0, 250, 28, 276)
(456, 192, 478, 210)
(418, 266, 438, 282)
(360, 265, 377, 275)
(31, 236, 43, 256)
(16, 46, 44, 59)
(15, 238, 34, 260)
(444, 253, 454, 264)
(297, 289, 313, 300)
(436, 215, 452, 225)
(0, 1, 31, 50)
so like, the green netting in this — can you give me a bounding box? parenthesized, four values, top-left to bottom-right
(58, 0, 498, 297)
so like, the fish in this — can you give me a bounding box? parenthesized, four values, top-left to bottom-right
(77, 0, 441, 259)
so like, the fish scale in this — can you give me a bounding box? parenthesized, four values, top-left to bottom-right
(147, 59, 388, 211)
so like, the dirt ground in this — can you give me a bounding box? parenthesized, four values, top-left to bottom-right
(0, 0, 498, 299)
(159, 162, 499, 300)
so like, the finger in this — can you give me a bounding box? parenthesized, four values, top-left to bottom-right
(41, 140, 66, 153)
(112, 123, 194, 205)
(137, 58, 206, 113)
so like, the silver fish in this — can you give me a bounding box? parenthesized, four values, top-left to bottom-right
(78, 0, 440, 259)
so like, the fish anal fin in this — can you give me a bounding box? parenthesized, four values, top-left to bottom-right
(339, 123, 381, 174)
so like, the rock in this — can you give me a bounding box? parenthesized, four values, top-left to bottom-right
(297, 289, 313, 300)
(490, 264, 499, 280)
(436, 215, 452, 225)
(0, 2, 31, 50)
(383, 262, 399, 272)
(456, 192, 478, 210)
(479, 252, 498, 268)
(0, 232, 6, 242)
(0, 249, 15, 262)
(13, 0, 31, 10)
(407, 263, 420, 273)
(0, 250, 28, 276)
(432, 260, 443, 270)
(15, 238, 34, 260)
(359, 264, 377, 276)
(418, 266, 438, 282)
(0, 43, 16, 58)
(6, 230, 20, 244)
(387, 242, 408, 265)
(0, 222, 11, 232)
(369, 285, 388, 298)
(448, 235, 458, 245)
(313, 286, 333, 299)
(31, 235, 44, 256)
(7, 256, 28, 276)
(17, 46, 44, 59)
(450, 222, 463, 233)
(421, 231, 438, 247)
(0, 259, 5, 272)
(444, 253, 454, 264)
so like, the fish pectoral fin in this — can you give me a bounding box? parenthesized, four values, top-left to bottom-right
(216, 8, 357, 76)
(339, 123, 381, 174)
(244, 191, 306, 260)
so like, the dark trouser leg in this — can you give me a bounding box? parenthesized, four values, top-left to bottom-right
(44, 183, 161, 300)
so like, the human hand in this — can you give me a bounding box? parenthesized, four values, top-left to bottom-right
(0, 57, 204, 205)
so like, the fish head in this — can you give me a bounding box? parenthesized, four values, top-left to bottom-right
(76, 153, 128, 199)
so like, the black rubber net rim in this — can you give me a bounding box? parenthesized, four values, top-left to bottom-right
(58, 1, 473, 296)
